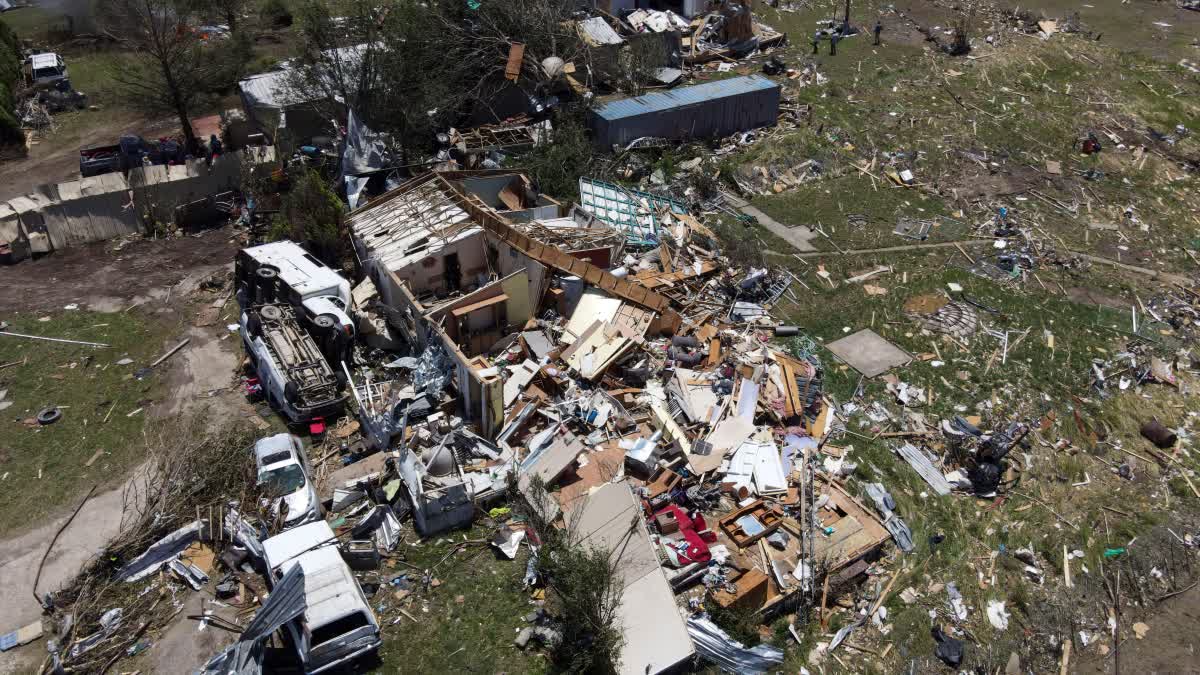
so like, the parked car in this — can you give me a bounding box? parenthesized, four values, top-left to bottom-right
(262, 521, 382, 673)
(254, 433, 322, 527)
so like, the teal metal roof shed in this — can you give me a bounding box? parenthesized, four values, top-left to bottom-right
(589, 74, 781, 148)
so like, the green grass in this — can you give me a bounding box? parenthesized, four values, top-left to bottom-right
(0, 310, 175, 536)
(373, 524, 550, 674)
(61, 49, 130, 109)
(719, 1, 1200, 268)
(0, 7, 66, 42)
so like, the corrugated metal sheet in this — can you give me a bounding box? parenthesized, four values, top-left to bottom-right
(589, 75, 780, 147)
(593, 74, 778, 120)
(238, 69, 299, 110)
(578, 17, 624, 46)
(199, 564, 306, 675)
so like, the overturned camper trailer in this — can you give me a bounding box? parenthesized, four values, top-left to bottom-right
(237, 241, 355, 424)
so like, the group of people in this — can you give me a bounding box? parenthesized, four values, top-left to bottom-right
(137, 134, 225, 168)
(811, 20, 884, 56)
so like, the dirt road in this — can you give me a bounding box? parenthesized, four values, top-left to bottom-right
(0, 477, 134, 674)
(0, 112, 171, 200)
(0, 232, 250, 673)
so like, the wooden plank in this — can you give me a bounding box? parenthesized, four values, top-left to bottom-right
(707, 338, 722, 367)
(505, 43, 526, 81)
(658, 242, 674, 274)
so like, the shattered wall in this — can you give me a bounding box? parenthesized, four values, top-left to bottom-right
(374, 267, 504, 438)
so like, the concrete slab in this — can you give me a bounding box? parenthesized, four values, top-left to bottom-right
(825, 329, 912, 378)
(721, 192, 817, 252)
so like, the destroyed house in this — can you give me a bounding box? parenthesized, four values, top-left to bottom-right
(348, 170, 679, 439)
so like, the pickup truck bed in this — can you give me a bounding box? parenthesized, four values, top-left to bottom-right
(79, 144, 123, 178)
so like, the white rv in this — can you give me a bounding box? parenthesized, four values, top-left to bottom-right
(262, 521, 382, 673)
(235, 240, 355, 338)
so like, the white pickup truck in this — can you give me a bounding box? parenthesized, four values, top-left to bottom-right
(24, 53, 68, 87)
(262, 521, 382, 673)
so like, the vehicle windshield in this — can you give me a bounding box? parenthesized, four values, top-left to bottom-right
(260, 464, 305, 496)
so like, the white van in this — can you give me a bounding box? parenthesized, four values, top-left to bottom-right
(241, 302, 347, 424)
(262, 521, 382, 673)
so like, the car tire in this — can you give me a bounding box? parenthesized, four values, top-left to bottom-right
(37, 407, 62, 425)
(260, 304, 283, 321)
(313, 314, 336, 330)
(284, 381, 300, 404)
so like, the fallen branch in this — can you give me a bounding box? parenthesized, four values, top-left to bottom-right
(32, 484, 98, 605)
(151, 338, 191, 367)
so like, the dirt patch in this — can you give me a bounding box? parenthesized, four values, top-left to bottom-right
(950, 165, 1045, 202)
(0, 113, 173, 199)
(161, 324, 246, 420)
(1077, 581, 1200, 674)
(0, 229, 240, 314)
(1066, 286, 1132, 311)
(136, 593, 239, 674)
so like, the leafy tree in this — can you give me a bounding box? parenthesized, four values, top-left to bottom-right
(269, 169, 347, 266)
(0, 18, 22, 146)
(516, 109, 595, 202)
(286, 0, 589, 160)
(97, 0, 230, 152)
(512, 476, 625, 674)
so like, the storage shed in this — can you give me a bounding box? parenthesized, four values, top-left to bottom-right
(588, 74, 780, 148)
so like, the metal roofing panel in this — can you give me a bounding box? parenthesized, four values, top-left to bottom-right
(347, 176, 481, 273)
(578, 17, 624, 46)
(594, 75, 779, 121)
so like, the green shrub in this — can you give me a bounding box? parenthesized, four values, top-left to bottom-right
(514, 109, 594, 202)
(0, 18, 22, 146)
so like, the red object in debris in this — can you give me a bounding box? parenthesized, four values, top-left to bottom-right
(244, 376, 262, 399)
(654, 504, 714, 565)
(309, 416, 326, 437)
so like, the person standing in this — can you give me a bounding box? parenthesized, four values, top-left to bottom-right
(874, 20, 883, 46)
(812, 30, 821, 55)
(830, 30, 840, 55)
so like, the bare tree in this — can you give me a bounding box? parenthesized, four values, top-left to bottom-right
(97, 0, 223, 153)
(210, 0, 248, 32)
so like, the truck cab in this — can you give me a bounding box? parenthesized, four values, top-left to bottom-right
(25, 53, 67, 87)
(262, 521, 382, 674)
